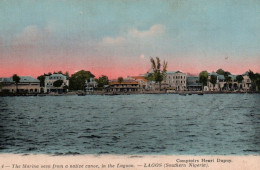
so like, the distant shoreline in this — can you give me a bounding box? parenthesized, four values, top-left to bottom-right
(0, 91, 259, 97)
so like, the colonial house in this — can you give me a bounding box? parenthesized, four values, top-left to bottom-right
(126, 76, 148, 90)
(0, 76, 40, 93)
(164, 71, 187, 91)
(85, 77, 97, 92)
(187, 76, 202, 91)
(206, 72, 251, 91)
(107, 80, 139, 92)
(241, 72, 251, 91)
(44, 74, 69, 93)
(206, 72, 225, 91)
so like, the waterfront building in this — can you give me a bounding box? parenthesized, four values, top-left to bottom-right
(126, 76, 148, 90)
(241, 72, 252, 91)
(85, 77, 97, 92)
(107, 80, 139, 92)
(206, 72, 225, 91)
(44, 74, 69, 93)
(206, 72, 251, 91)
(187, 76, 202, 91)
(0, 76, 40, 93)
(164, 71, 187, 91)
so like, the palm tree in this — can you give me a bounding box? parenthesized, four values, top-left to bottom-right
(12, 74, 20, 93)
(150, 57, 167, 91)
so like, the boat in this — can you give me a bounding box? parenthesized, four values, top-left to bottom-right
(198, 93, 204, 95)
(179, 93, 187, 96)
(77, 93, 86, 96)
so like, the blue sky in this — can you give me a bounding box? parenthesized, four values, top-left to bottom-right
(0, 0, 259, 78)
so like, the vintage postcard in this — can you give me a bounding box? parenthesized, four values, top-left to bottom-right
(0, 0, 259, 169)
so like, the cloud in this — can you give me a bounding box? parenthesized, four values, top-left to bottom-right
(101, 36, 125, 45)
(16, 26, 41, 44)
(99, 24, 166, 46)
(128, 24, 166, 38)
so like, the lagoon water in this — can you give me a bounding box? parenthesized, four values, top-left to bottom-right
(0, 94, 259, 155)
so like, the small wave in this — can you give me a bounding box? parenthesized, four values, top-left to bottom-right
(78, 135, 101, 139)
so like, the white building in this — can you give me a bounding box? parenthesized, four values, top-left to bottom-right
(206, 72, 252, 91)
(85, 77, 97, 92)
(242, 72, 251, 91)
(165, 71, 187, 91)
(0, 76, 40, 93)
(44, 74, 69, 93)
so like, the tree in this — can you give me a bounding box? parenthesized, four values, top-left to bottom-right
(64, 72, 70, 79)
(256, 73, 260, 91)
(216, 69, 225, 75)
(96, 75, 109, 88)
(224, 71, 231, 78)
(0, 82, 2, 92)
(248, 70, 256, 91)
(53, 80, 63, 87)
(144, 73, 154, 81)
(12, 74, 20, 93)
(236, 75, 244, 90)
(118, 77, 124, 84)
(236, 75, 244, 83)
(37, 75, 45, 87)
(150, 57, 167, 90)
(210, 75, 217, 89)
(69, 70, 95, 90)
(199, 71, 208, 88)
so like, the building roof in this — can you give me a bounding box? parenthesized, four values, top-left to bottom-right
(109, 80, 139, 85)
(0, 76, 39, 83)
(218, 75, 225, 80)
(20, 76, 40, 83)
(242, 71, 249, 76)
(127, 76, 148, 82)
(209, 72, 218, 76)
(167, 71, 183, 74)
(45, 74, 67, 80)
(228, 75, 237, 80)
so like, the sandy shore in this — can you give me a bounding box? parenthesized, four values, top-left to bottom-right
(0, 154, 259, 170)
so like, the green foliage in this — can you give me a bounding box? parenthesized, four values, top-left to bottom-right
(256, 73, 260, 91)
(210, 75, 217, 85)
(12, 74, 20, 84)
(145, 73, 154, 81)
(118, 77, 124, 84)
(225, 76, 232, 83)
(199, 71, 208, 86)
(236, 75, 244, 83)
(96, 75, 109, 88)
(216, 69, 225, 75)
(69, 70, 95, 90)
(224, 71, 231, 77)
(248, 70, 260, 91)
(64, 72, 70, 79)
(150, 57, 167, 90)
(37, 75, 45, 87)
(53, 80, 63, 87)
